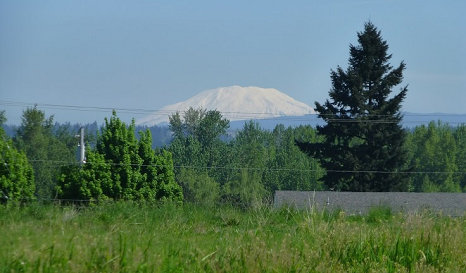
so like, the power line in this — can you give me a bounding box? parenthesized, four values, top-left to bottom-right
(0, 100, 462, 118)
(1, 100, 466, 125)
(23, 159, 466, 175)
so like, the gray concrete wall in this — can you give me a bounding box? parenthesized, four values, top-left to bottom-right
(274, 191, 466, 216)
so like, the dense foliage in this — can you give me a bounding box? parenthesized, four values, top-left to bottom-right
(0, 111, 35, 200)
(11, 107, 76, 199)
(297, 22, 411, 192)
(168, 108, 323, 205)
(407, 121, 466, 192)
(168, 107, 231, 203)
(56, 111, 183, 202)
(2, 106, 466, 204)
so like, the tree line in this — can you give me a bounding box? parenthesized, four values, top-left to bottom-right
(1, 22, 465, 205)
(1, 107, 465, 205)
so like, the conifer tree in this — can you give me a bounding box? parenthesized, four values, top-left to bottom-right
(297, 22, 411, 191)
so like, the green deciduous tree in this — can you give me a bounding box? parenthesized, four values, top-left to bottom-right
(224, 121, 269, 204)
(176, 168, 220, 204)
(0, 113, 35, 201)
(297, 22, 411, 192)
(0, 111, 6, 127)
(14, 106, 75, 199)
(407, 121, 460, 192)
(453, 124, 466, 191)
(168, 107, 230, 203)
(152, 149, 183, 202)
(96, 111, 142, 199)
(265, 125, 323, 192)
(56, 150, 112, 201)
(57, 111, 183, 202)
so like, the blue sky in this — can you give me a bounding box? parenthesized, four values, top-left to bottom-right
(1, 0, 465, 125)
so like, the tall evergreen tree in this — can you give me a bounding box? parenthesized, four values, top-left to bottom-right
(297, 22, 410, 191)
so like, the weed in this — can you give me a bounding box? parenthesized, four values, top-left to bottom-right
(1, 202, 465, 272)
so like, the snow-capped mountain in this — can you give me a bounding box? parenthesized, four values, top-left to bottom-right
(136, 86, 316, 126)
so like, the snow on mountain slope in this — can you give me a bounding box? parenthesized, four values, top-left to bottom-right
(136, 86, 316, 126)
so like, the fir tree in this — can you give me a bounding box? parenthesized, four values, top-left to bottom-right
(297, 22, 411, 192)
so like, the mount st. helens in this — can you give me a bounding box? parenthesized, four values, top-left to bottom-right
(136, 86, 316, 126)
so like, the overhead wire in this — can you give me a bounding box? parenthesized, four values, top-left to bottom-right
(2, 101, 466, 176)
(21, 159, 466, 175)
(1, 100, 466, 125)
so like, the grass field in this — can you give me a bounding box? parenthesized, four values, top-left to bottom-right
(1, 201, 465, 272)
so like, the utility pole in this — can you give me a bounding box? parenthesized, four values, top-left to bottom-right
(76, 127, 86, 166)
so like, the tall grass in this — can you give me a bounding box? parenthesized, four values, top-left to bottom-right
(1, 202, 465, 272)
